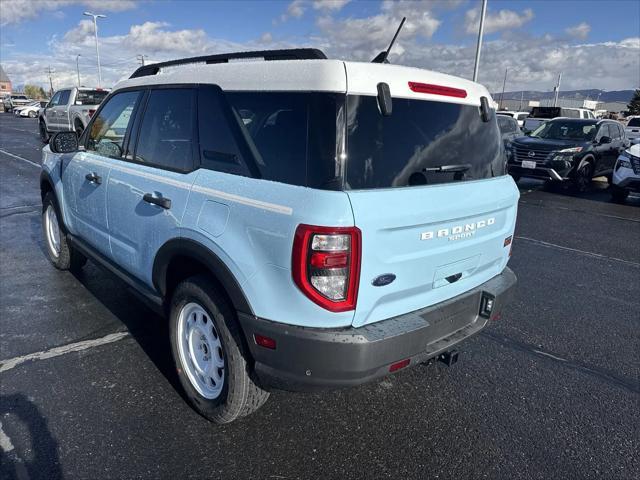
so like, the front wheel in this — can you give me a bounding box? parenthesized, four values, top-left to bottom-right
(170, 275, 269, 424)
(28, 110, 37, 118)
(572, 161, 593, 193)
(42, 192, 87, 271)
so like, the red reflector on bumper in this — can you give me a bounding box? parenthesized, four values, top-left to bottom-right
(254, 334, 276, 350)
(389, 358, 410, 372)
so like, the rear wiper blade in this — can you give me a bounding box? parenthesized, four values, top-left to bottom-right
(422, 164, 472, 173)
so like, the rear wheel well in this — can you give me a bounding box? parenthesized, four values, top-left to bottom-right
(163, 254, 254, 360)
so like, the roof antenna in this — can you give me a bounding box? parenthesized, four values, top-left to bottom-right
(371, 17, 406, 64)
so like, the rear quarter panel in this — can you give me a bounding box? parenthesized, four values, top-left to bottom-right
(182, 170, 356, 328)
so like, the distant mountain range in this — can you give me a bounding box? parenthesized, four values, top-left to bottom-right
(491, 89, 634, 103)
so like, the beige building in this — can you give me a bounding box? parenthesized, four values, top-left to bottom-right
(0, 65, 12, 94)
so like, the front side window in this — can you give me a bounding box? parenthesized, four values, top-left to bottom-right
(48, 91, 61, 107)
(86, 91, 141, 159)
(627, 118, 640, 127)
(58, 90, 71, 105)
(135, 88, 196, 172)
(345, 96, 505, 189)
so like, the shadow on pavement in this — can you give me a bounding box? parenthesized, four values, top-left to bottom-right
(0, 393, 62, 480)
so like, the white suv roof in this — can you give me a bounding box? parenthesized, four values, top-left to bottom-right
(115, 49, 491, 107)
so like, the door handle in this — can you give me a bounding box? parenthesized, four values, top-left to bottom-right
(143, 193, 171, 209)
(85, 172, 102, 184)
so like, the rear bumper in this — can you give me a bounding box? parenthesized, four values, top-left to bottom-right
(239, 267, 517, 391)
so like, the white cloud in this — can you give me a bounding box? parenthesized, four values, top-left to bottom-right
(565, 22, 591, 39)
(0, 0, 137, 26)
(260, 32, 273, 43)
(316, 1, 440, 61)
(465, 7, 534, 35)
(313, 0, 350, 11)
(279, 0, 305, 22)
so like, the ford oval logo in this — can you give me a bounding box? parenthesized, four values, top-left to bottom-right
(372, 273, 396, 287)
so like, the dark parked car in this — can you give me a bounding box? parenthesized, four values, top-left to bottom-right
(508, 118, 628, 191)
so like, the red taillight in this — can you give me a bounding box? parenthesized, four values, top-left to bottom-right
(389, 358, 410, 372)
(408, 82, 467, 98)
(254, 334, 276, 350)
(292, 224, 361, 312)
(88, 109, 96, 118)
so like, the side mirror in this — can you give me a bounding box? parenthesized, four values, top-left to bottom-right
(50, 132, 79, 154)
(599, 136, 611, 145)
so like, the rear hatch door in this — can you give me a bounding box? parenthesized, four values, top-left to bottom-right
(348, 177, 518, 327)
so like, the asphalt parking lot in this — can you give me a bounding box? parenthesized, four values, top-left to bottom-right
(0, 113, 638, 480)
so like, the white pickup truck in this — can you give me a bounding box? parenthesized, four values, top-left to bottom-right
(39, 87, 109, 142)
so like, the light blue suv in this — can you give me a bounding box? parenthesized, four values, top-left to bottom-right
(40, 49, 518, 423)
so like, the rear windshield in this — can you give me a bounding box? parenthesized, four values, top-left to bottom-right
(345, 96, 505, 189)
(530, 107, 560, 119)
(77, 90, 109, 105)
(628, 118, 640, 127)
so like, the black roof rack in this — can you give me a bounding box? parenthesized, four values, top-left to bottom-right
(129, 48, 327, 78)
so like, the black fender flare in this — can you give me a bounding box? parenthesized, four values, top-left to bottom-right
(152, 238, 253, 315)
(40, 170, 55, 200)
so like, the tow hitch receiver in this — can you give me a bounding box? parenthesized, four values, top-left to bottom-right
(438, 350, 459, 367)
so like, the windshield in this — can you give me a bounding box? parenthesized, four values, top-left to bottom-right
(530, 120, 597, 141)
(628, 118, 640, 127)
(345, 96, 505, 189)
(77, 90, 109, 105)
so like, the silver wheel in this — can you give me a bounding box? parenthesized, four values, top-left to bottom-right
(44, 205, 61, 258)
(177, 302, 225, 399)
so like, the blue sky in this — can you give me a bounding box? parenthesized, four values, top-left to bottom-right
(1, 0, 639, 92)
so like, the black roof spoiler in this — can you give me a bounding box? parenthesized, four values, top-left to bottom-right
(129, 48, 328, 79)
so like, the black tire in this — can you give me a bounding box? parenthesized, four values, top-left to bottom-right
(572, 160, 593, 193)
(169, 275, 269, 424)
(42, 192, 87, 271)
(39, 120, 50, 144)
(610, 185, 629, 203)
(74, 121, 84, 138)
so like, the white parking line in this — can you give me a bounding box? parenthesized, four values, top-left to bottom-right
(516, 235, 640, 267)
(0, 332, 129, 373)
(0, 148, 40, 168)
(0, 421, 15, 452)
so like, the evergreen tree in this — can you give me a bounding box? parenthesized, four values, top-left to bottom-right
(628, 89, 640, 115)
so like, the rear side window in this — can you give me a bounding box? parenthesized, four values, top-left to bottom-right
(222, 92, 339, 188)
(628, 118, 640, 127)
(345, 96, 505, 189)
(135, 88, 197, 172)
(562, 109, 580, 118)
(86, 90, 141, 159)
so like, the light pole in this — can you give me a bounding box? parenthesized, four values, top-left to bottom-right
(83, 11, 106, 86)
(76, 54, 81, 87)
(472, 0, 488, 82)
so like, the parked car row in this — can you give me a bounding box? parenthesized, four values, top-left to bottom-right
(497, 111, 636, 202)
(2, 93, 33, 112)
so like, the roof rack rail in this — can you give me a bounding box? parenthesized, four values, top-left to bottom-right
(129, 48, 327, 78)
